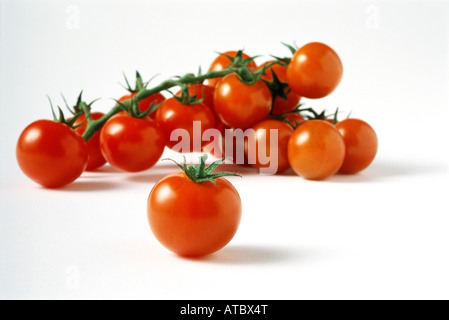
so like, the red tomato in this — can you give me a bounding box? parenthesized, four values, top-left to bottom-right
(100, 114, 166, 172)
(175, 84, 221, 124)
(288, 120, 345, 180)
(214, 73, 272, 130)
(245, 119, 293, 174)
(206, 51, 258, 87)
(16, 120, 88, 188)
(73, 112, 107, 171)
(147, 171, 242, 257)
(336, 119, 378, 174)
(155, 97, 216, 153)
(119, 92, 165, 118)
(258, 61, 301, 115)
(287, 42, 343, 99)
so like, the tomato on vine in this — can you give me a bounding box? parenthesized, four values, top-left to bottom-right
(118, 72, 165, 118)
(288, 120, 345, 180)
(336, 118, 378, 174)
(155, 96, 216, 153)
(258, 61, 301, 116)
(73, 112, 107, 171)
(214, 73, 272, 130)
(287, 42, 343, 99)
(17, 120, 88, 188)
(100, 114, 166, 172)
(206, 51, 257, 87)
(147, 155, 242, 258)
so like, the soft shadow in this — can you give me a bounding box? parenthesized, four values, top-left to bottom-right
(329, 161, 448, 183)
(127, 172, 173, 184)
(52, 180, 122, 192)
(187, 245, 316, 265)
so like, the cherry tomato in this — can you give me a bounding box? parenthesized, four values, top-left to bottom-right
(287, 42, 343, 99)
(214, 73, 272, 130)
(119, 92, 165, 118)
(206, 51, 257, 87)
(336, 119, 378, 174)
(16, 120, 88, 188)
(175, 84, 221, 124)
(100, 114, 166, 172)
(288, 120, 345, 180)
(73, 112, 107, 171)
(245, 119, 293, 174)
(258, 61, 301, 115)
(147, 171, 242, 257)
(155, 97, 216, 153)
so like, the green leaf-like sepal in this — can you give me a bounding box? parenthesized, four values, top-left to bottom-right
(163, 154, 242, 185)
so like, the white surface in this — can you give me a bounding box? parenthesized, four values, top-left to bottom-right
(1, 0, 449, 300)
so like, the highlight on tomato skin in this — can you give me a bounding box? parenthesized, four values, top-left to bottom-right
(287, 42, 343, 99)
(336, 118, 378, 174)
(16, 120, 88, 188)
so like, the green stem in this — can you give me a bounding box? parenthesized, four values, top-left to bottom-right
(82, 61, 284, 142)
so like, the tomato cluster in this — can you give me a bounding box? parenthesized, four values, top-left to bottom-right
(16, 42, 378, 257)
(16, 42, 377, 187)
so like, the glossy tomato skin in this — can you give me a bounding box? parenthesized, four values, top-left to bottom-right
(206, 51, 257, 87)
(214, 73, 272, 130)
(288, 120, 345, 180)
(100, 114, 166, 172)
(336, 119, 378, 174)
(16, 120, 88, 188)
(74, 112, 107, 171)
(119, 92, 166, 119)
(246, 120, 293, 174)
(148, 172, 242, 258)
(287, 42, 343, 99)
(259, 61, 301, 115)
(155, 98, 216, 153)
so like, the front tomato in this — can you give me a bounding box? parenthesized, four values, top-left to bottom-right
(147, 156, 242, 258)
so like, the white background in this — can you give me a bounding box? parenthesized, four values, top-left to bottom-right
(1, 0, 449, 300)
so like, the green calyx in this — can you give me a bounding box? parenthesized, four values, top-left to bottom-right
(48, 92, 99, 129)
(115, 97, 163, 119)
(164, 154, 242, 185)
(173, 83, 205, 106)
(121, 71, 157, 93)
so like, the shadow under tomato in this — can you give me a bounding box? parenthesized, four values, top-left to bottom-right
(185, 245, 317, 265)
(49, 180, 123, 192)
